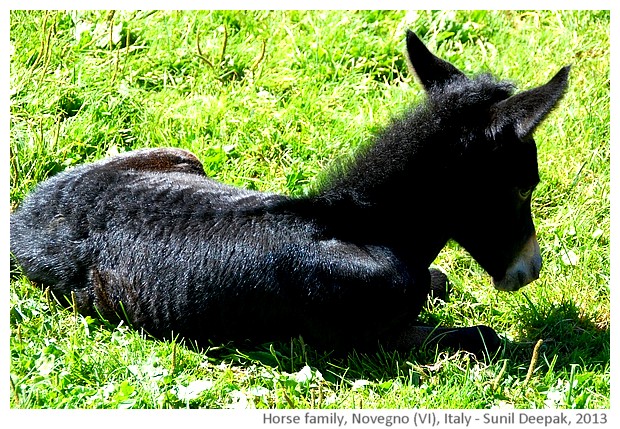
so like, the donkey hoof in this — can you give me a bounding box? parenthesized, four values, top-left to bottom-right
(437, 324, 502, 357)
(429, 267, 450, 302)
(465, 325, 502, 356)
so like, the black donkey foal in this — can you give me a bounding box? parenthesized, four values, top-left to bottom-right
(10, 31, 569, 356)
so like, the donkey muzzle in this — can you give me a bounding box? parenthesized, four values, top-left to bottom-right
(492, 235, 542, 292)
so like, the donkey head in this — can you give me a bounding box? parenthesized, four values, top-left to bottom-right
(406, 30, 569, 292)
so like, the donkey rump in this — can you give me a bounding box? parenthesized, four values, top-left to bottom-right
(10, 31, 569, 355)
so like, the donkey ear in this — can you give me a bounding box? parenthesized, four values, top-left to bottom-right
(489, 66, 570, 139)
(406, 30, 465, 91)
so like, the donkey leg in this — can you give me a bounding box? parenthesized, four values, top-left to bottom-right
(429, 267, 450, 302)
(388, 323, 502, 357)
(98, 147, 206, 175)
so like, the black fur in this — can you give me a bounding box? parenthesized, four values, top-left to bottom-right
(10, 31, 569, 356)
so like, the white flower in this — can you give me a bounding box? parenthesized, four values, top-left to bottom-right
(175, 379, 214, 401)
(561, 249, 579, 266)
(295, 365, 314, 383)
(351, 379, 371, 390)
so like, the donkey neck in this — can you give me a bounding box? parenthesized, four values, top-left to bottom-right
(303, 116, 455, 265)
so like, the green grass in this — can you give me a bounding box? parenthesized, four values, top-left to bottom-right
(9, 10, 609, 409)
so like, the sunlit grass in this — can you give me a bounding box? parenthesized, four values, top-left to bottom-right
(9, 10, 609, 409)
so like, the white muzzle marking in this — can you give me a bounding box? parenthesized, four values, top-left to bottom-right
(493, 234, 542, 292)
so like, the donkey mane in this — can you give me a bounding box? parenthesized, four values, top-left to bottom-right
(319, 74, 515, 188)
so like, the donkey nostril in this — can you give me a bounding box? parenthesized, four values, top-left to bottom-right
(517, 271, 526, 287)
(531, 264, 541, 280)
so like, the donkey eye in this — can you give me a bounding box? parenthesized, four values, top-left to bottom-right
(518, 187, 533, 199)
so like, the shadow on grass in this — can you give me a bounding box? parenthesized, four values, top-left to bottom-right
(503, 298, 610, 371)
(197, 294, 610, 385)
(196, 339, 438, 386)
